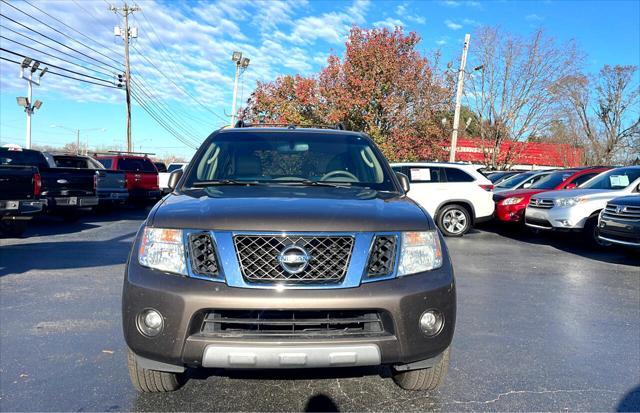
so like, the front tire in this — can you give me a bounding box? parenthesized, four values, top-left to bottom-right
(127, 349, 186, 393)
(392, 348, 450, 391)
(584, 216, 611, 248)
(437, 205, 471, 237)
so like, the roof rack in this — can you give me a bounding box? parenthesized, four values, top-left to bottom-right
(93, 151, 156, 157)
(233, 120, 347, 131)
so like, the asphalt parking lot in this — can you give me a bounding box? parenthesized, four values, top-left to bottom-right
(1, 208, 638, 412)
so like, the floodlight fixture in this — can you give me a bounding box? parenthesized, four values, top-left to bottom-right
(240, 57, 250, 68)
(232, 51, 242, 62)
(33, 100, 43, 110)
(473, 65, 484, 71)
(21, 57, 32, 68)
(30, 61, 40, 73)
(16, 97, 28, 107)
(39, 67, 48, 78)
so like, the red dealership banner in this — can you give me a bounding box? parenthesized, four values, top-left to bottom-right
(448, 138, 584, 167)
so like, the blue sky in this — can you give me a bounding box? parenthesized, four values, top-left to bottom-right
(1, 0, 638, 160)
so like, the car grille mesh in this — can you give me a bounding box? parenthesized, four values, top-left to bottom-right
(201, 310, 386, 338)
(602, 203, 640, 221)
(188, 233, 219, 277)
(528, 198, 554, 209)
(366, 236, 397, 278)
(233, 235, 354, 284)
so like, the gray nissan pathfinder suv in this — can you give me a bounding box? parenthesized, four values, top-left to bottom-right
(123, 124, 456, 393)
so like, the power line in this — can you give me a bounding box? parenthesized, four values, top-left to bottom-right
(130, 78, 201, 145)
(0, 34, 115, 78)
(1, 48, 117, 85)
(21, 0, 122, 62)
(133, 76, 214, 141)
(0, 0, 123, 68)
(130, 43, 228, 123)
(130, 89, 198, 149)
(0, 56, 120, 89)
(0, 23, 116, 78)
(0, 12, 122, 73)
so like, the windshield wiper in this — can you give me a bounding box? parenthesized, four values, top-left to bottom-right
(275, 179, 359, 189)
(190, 179, 263, 187)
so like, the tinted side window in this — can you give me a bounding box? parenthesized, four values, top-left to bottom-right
(572, 173, 598, 187)
(0, 149, 48, 169)
(444, 167, 475, 182)
(407, 167, 443, 183)
(154, 163, 167, 172)
(168, 164, 183, 172)
(98, 158, 113, 169)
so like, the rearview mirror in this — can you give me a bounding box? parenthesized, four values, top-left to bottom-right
(396, 172, 410, 193)
(168, 169, 183, 191)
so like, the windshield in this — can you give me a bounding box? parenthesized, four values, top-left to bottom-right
(531, 170, 576, 190)
(496, 172, 534, 188)
(184, 131, 396, 191)
(580, 167, 640, 190)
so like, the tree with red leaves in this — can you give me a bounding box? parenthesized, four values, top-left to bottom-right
(242, 27, 451, 161)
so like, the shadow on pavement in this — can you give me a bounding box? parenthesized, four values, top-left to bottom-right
(0, 232, 136, 276)
(305, 394, 340, 412)
(477, 222, 640, 266)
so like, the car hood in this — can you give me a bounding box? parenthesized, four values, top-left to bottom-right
(607, 195, 640, 206)
(150, 185, 433, 232)
(530, 188, 625, 200)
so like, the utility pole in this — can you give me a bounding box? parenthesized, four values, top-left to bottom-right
(449, 33, 470, 163)
(16, 58, 47, 149)
(111, 3, 139, 152)
(230, 51, 250, 125)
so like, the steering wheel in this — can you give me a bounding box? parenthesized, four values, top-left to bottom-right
(320, 170, 359, 182)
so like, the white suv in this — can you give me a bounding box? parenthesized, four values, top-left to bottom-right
(525, 166, 640, 244)
(391, 162, 495, 236)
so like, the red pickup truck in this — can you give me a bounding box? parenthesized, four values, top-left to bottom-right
(94, 153, 161, 202)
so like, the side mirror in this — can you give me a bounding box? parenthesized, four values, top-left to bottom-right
(167, 169, 183, 191)
(565, 183, 577, 189)
(396, 172, 410, 193)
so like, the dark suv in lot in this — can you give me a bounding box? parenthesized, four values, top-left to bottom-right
(123, 125, 456, 393)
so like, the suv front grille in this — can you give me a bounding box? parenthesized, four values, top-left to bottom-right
(602, 203, 640, 221)
(233, 235, 354, 284)
(528, 198, 554, 209)
(188, 233, 220, 277)
(201, 310, 387, 338)
(366, 235, 397, 278)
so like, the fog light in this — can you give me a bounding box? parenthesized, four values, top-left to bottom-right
(419, 310, 443, 336)
(137, 309, 163, 337)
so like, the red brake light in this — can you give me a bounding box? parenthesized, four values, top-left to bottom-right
(480, 184, 494, 191)
(33, 172, 41, 197)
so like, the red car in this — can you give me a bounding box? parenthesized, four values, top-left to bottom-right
(493, 167, 610, 224)
(95, 152, 161, 201)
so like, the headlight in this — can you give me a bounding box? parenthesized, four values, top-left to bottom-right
(138, 227, 187, 275)
(555, 197, 584, 207)
(501, 197, 524, 205)
(397, 231, 443, 276)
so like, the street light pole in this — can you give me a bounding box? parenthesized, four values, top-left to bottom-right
(230, 51, 250, 125)
(26, 69, 33, 149)
(449, 33, 471, 163)
(17, 58, 46, 149)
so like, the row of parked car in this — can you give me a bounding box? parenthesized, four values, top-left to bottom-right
(0, 146, 185, 236)
(391, 162, 640, 248)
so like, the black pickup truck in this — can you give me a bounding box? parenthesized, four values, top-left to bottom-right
(0, 147, 98, 218)
(0, 163, 44, 236)
(52, 154, 128, 205)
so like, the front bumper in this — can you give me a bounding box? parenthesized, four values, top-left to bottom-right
(524, 205, 589, 230)
(123, 259, 456, 371)
(495, 203, 526, 223)
(0, 199, 43, 218)
(598, 215, 640, 247)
